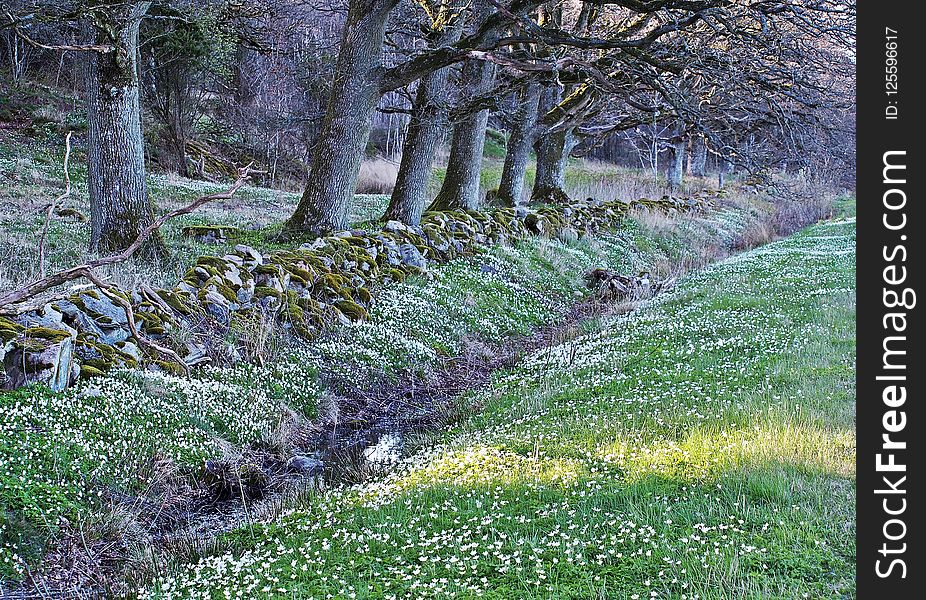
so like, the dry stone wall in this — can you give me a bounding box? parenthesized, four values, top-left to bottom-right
(0, 195, 713, 391)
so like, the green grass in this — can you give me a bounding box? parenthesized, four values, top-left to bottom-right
(142, 218, 856, 599)
(0, 197, 762, 585)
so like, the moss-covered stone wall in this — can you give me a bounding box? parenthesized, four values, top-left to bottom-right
(0, 194, 713, 391)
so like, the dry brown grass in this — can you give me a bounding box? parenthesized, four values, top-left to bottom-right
(355, 158, 399, 194)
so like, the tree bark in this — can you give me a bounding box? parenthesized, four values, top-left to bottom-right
(667, 122, 686, 191)
(529, 85, 577, 204)
(497, 81, 541, 206)
(87, 1, 165, 259)
(718, 157, 731, 188)
(283, 0, 398, 236)
(384, 18, 464, 225)
(530, 125, 576, 204)
(428, 58, 496, 212)
(689, 133, 707, 177)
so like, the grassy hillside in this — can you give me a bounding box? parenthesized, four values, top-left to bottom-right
(1, 192, 780, 589)
(144, 218, 856, 599)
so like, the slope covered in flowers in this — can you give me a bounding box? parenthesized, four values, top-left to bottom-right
(0, 204, 758, 583)
(144, 218, 856, 599)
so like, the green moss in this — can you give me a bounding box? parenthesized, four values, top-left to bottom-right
(78, 364, 105, 378)
(253, 264, 284, 277)
(196, 256, 234, 274)
(136, 311, 168, 336)
(21, 327, 71, 343)
(156, 290, 195, 316)
(153, 360, 187, 376)
(253, 286, 283, 300)
(334, 299, 368, 322)
(354, 287, 372, 304)
(200, 277, 239, 304)
(0, 317, 24, 343)
(182, 225, 242, 239)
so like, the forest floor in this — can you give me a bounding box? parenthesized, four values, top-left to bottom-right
(134, 217, 856, 600)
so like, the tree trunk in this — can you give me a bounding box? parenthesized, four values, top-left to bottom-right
(667, 123, 686, 191)
(428, 58, 496, 212)
(530, 85, 576, 204)
(384, 20, 463, 225)
(497, 81, 541, 207)
(530, 126, 576, 204)
(283, 0, 398, 236)
(87, 1, 165, 259)
(689, 134, 707, 177)
(718, 158, 731, 188)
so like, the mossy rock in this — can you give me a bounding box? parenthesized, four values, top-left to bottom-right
(152, 360, 187, 376)
(334, 299, 368, 322)
(135, 311, 168, 336)
(253, 286, 283, 300)
(182, 225, 243, 242)
(0, 316, 24, 343)
(78, 364, 105, 379)
(354, 287, 372, 304)
(21, 327, 72, 343)
(156, 289, 196, 316)
(386, 268, 406, 283)
(199, 276, 239, 304)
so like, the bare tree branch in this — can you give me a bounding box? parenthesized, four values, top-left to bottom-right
(38, 131, 73, 278)
(0, 165, 254, 310)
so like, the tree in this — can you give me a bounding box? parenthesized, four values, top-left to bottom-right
(428, 55, 496, 211)
(4, 0, 167, 258)
(282, 0, 399, 236)
(496, 80, 540, 206)
(86, 1, 165, 258)
(689, 133, 707, 177)
(281, 0, 548, 236)
(384, 2, 464, 225)
(666, 120, 686, 190)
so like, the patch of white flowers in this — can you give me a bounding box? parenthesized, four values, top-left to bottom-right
(141, 219, 856, 598)
(0, 229, 636, 578)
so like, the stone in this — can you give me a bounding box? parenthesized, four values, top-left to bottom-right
(286, 455, 324, 476)
(80, 292, 129, 326)
(3, 332, 78, 391)
(234, 244, 264, 266)
(202, 289, 232, 323)
(117, 340, 142, 362)
(398, 244, 427, 269)
(557, 227, 579, 243)
(17, 305, 78, 339)
(384, 220, 407, 233)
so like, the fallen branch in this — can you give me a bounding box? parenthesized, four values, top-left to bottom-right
(38, 131, 73, 278)
(78, 268, 190, 376)
(0, 165, 253, 310)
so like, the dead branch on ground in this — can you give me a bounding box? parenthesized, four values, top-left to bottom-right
(0, 165, 254, 372)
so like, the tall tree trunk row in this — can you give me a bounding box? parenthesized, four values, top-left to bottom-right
(384, 15, 464, 225)
(428, 57, 496, 212)
(283, 0, 398, 235)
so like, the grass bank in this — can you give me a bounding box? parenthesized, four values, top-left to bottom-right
(144, 217, 856, 599)
(1, 194, 774, 590)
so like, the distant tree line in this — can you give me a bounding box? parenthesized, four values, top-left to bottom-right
(1, 0, 855, 256)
